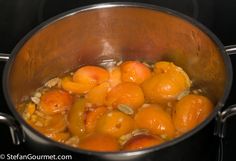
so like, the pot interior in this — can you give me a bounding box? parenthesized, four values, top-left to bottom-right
(7, 4, 227, 108)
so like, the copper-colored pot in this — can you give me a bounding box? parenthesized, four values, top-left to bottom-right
(0, 3, 235, 161)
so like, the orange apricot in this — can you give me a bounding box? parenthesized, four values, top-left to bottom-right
(106, 82, 145, 110)
(123, 134, 164, 150)
(135, 105, 175, 139)
(85, 106, 108, 133)
(86, 82, 110, 106)
(79, 133, 120, 152)
(68, 99, 86, 137)
(29, 112, 67, 135)
(61, 76, 95, 94)
(47, 132, 70, 143)
(108, 67, 122, 88)
(39, 89, 73, 115)
(173, 94, 213, 134)
(154, 61, 177, 74)
(154, 62, 191, 89)
(96, 111, 135, 138)
(142, 62, 191, 104)
(73, 66, 109, 86)
(120, 61, 151, 84)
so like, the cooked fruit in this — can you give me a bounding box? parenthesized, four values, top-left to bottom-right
(106, 82, 144, 110)
(142, 61, 191, 104)
(120, 61, 151, 84)
(61, 76, 94, 94)
(86, 82, 110, 106)
(135, 105, 175, 139)
(39, 89, 73, 115)
(29, 112, 67, 135)
(68, 99, 86, 137)
(19, 59, 215, 152)
(96, 111, 135, 138)
(123, 134, 164, 150)
(85, 106, 108, 133)
(79, 133, 120, 151)
(108, 67, 122, 88)
(173, 94, 213, 133)
(73, 66, 109, 86)
(47, 132, 70, 143)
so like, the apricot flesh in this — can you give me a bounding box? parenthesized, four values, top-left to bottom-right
(39, 89, 73, 115)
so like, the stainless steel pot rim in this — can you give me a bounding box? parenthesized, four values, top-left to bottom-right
(2, 2, 233, 155)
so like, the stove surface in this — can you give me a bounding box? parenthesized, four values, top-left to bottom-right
(0, 1, 236, 161)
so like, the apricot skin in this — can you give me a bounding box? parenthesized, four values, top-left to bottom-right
(73, 66, 109, 86)
(95, 111, 135, 138)
(39, 89, 73, 115)
(120, 61, 151, 84)
(173, 94, 213, 133)
(78, 133, 120, 152)
(123, 134, 164, 151)
(135, 105, 175, 139)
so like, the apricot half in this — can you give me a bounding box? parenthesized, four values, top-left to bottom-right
(68, 99, 86, 137)
(123, 134, 164, 150)
(79, 133, 120, 152)
(173, 94, 213, 133)
(142, 61, 191, 104)
(96, 111, 134, 138)
(135, 105, 175, 139)
(39, 89, 73, 115)
(120, 61, 151, 84)
(29, 113, 67, 135)
(73, 66, 109, 86)
(108, 67, 122, 88)
(85, 106, 108, 133)
(85, 82, 110, 106)
(106, 82, 144, 110)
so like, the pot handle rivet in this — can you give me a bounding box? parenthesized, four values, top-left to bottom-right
(0, 112, 25, 145)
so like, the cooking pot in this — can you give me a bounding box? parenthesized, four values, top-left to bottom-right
(1, 2, 236, 161)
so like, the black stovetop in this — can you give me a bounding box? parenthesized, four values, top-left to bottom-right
(0, 1, 236, 161)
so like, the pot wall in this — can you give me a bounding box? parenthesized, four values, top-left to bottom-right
(7, 5, 227, 105)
